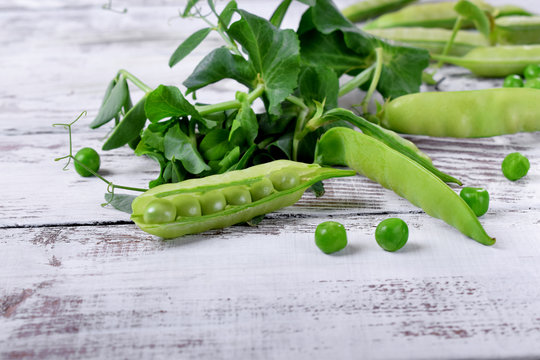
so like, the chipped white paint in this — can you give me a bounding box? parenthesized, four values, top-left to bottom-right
(1, 0, 540, 359)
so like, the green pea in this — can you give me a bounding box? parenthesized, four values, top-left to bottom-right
(223, 186, 252, 205)
(250, 177, 274, 201)
(459, 187, 489, 217)
(172, 195, 201, 217)
(143, 198, 176, 224)
(74, 147, 100, 177)
(269, 169, 300, 191)
(314, 221, 348, 254)
(502, 152, 530, 181)
(503, 74, 524, 88)
(524, 64, 540, 80)
(199, 190, 227, 215)
(375, 218, 408, 252)
(525, 78, 540, 89)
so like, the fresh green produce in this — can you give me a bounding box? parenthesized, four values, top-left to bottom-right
(315, 127, 495, 246)
(365, 27, 488, 56)
(459, 187, 489, 217)
(431, 45, 540, 77)
(131, 160, 356, 238)
(496, 16, 540, 45)
(89, 0, 430, 190)
(502, 152, 530, 181)
(74, 147, 101, 177)
(375, 218, 409, 252)
(363, 0, 495, 30)
(524, 78, 540, 89)
(341, 0, 418, 23)
(503, 74, 524, 87)
(379, 88, 540, 137)
(496, 5, 533, 18)
(314, 221, 348, 254)
(524, 64, 540, 79)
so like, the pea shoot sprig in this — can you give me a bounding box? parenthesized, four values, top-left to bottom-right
(54, 112, 147, 209)
(60, 0, 465, 211)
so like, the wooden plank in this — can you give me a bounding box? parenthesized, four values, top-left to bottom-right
(2, 217, 540, 359)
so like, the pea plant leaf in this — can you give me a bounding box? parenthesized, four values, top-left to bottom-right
(298, 65, 339, 109)
(199, 128, 233, 161)
(104, 193, 136, 214)
(145, 85, 203, 123)
(102, 96, 147, 150)
(454, 0, 492, 39)
(90, 77, 129, 128)
(163, 123, 210, 174)
(299, 0, 429, 99)
(183, 47, 257, 93)
(229, 92, 258, 146)
(169, 27, 212, 68)
(228, 10, 301, 115)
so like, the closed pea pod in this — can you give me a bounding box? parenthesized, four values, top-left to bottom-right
(380, 88, 540, 137)
(496, 16, 540, 45)
(315, 127, 494, 246)
(363, 0, 495, 30)
(366, 27, 488, 56)
(341, 0, 418, 23)
(131, 160, 355, 238)
(432, 45, 540, 77)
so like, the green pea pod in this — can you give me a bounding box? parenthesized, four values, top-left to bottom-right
(342, 0, 418, 23)
(431, 45, 540, 77)
(315, 127, 495, 246)
(365, 27, 488, 56)
(496, 16, 540, 45)
(131, 160, 356, 238)
(497, 5, 533, 18)
(380, 88, 540, 137)
(363, 0, 495, 30)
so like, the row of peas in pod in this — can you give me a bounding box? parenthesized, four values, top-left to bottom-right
(503, 64, 540, 88)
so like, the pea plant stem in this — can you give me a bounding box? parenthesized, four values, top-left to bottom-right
(435, 16, 463, 69)
(361, 47, 383, 114)
(338, 64, 375, 97)
(196, 82, 266, 115)
(118, 69, 153, 93)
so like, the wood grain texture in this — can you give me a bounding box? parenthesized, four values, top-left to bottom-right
(1, 0, 540, 359)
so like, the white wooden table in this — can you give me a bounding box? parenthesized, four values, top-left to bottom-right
(2, 0, 540, 358)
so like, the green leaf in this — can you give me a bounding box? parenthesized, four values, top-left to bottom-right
(145, 85, 202, 123)
(104, 193, 136, 214)
(199, 128, 232, 161)
(183, 47, 257, 93)
(134, 142, 168, 188)
(309, 181, 325, 197)
(270, 0, 292, 27)
(299, 0, 429, 99)
(163, 124, 210, 174)
(268, 132, 293, 159)
(218, 146, 240, 173)
(182, 0, 201, 17)
(219, 0, 237, 28)
(228, 10, 301, 115)
(90, 77, 129, 128)
(298, 65, 339, 109)
(229, 92, 258, 146)
(454, 0, 491, 39)
(227, 144, 257, 171)
(102, 96, 147, 150)
(169, 27, 212, 68)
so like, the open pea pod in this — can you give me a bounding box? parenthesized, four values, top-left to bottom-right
(315, 127, 495, 246)
(131, 160, 355, 238)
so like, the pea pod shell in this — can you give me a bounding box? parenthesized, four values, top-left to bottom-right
(342, 0, 418, 23)
(381, 88, 540, 137)
(496, 16, 540, 45)
(366, 27, 488, 56)
(131, 160, 355, 238)
(315, 127, 494, 246)
(432, 45, 540, 77)
(363, 0, 494, 30)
